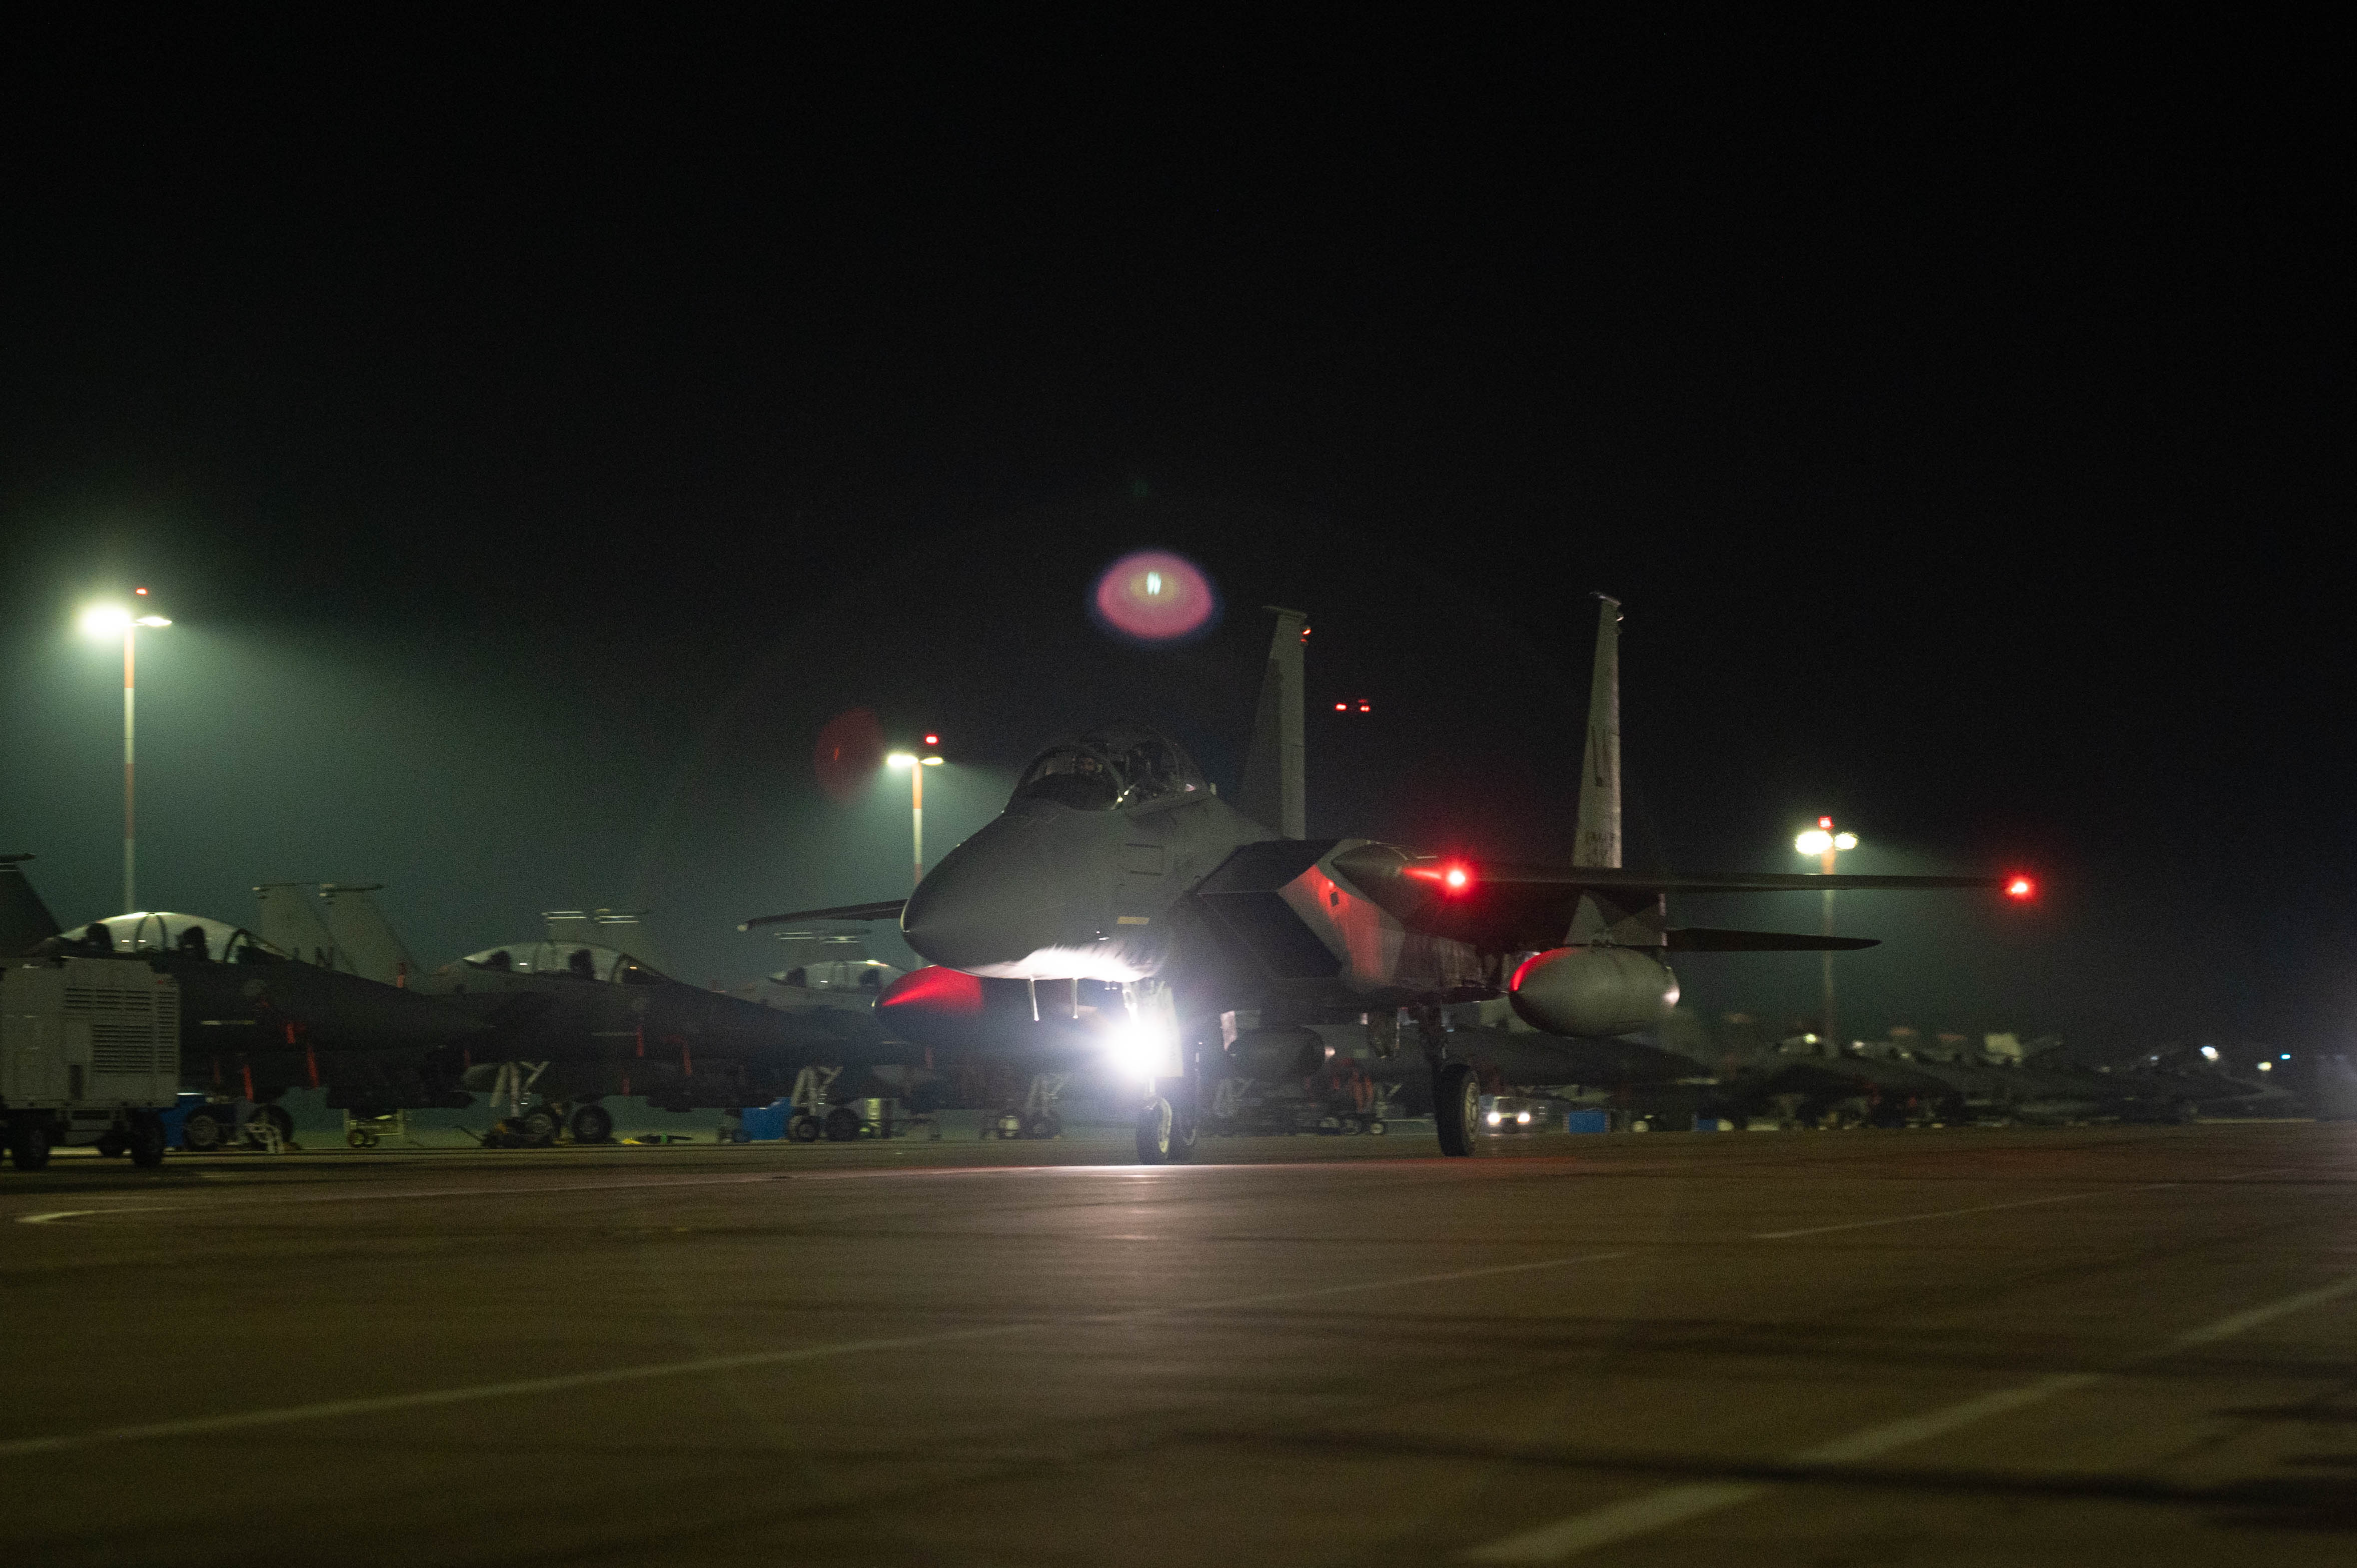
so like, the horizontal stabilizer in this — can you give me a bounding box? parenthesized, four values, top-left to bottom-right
(739, 899, 908, 932)
(1474, 867, 2011, 894)
(1664, 927, 1880, 953)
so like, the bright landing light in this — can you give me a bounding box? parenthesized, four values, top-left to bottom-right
(1108, 1020, 1175, 1084)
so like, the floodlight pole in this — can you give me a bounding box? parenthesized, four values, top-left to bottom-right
(1795, 818, 1856, 1055)
(123, 622, 137, 912)
(909, 756, 923, 890)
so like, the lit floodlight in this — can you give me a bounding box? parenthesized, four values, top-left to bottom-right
(2258, 1061, 2273, 1072)
(1833, 832, 1857, 851)
(1109, 1019, 1172, 1085)
(885, 753, 917, 769)
(80, 604, 133, 638)
(136, 615, 171, 627)
(2200, 1045, 2220, 1061)
(1796, 829, 1833, 856)
(920, 756, 943, 766)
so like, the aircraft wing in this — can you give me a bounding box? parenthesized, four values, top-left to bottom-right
(738, 899, 908, 933)
(1329, 844, 2017, 951)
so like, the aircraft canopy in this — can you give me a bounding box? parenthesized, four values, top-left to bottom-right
(1012, 724, 1206, 812)
(461, 941, 666, 985)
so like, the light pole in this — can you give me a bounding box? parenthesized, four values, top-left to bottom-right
(885, 733, 944, 890)
(1794, 816, 1857, 1052)
(79, 593, 172, 913)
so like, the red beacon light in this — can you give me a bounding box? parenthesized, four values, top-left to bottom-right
(1444, 865, 1469, 890)
(2005, 875, 2036, 900)
(923, 733, 939, 747)
(1335, 702, 1348, 711)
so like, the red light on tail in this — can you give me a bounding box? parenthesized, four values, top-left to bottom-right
(2005, 876, 2035, 900)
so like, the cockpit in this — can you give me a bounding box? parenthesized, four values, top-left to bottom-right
(87, 912, 289, 964)
(460, 942, 666, 985)
(1010, 725, 1207, 812)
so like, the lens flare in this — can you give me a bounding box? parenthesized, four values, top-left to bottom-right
(813, 708, 886, 803)
(1090, 550, 1219, 643)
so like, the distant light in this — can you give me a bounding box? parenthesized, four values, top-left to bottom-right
(920, 756, 943, 766)
(886, 753, 917, 769)
(2200, 1045, 2220, 1061)
(2258, 1061, 2273, 1071)
(1818, 816, 1833, 829)
(2280, 1053, 2291, 1060)
(1357, 701, 1371, 713)
(923, 734, 939, 746)
(1833, 832, 1857, 851)
(1090, 549, 1220, 643)
(134, 586, 149, 596)
(1485, 1111, 1503, 1126)
(79, 604, 132, 638)
(1444, 865, 1470, 890)
(135, 615, 171, 627)
(1335, 702, 1348, 711)
(1515, 1110, 1531, 1125)
(1796, 830, 1833, 856)
(2005, 876, 2035, 900)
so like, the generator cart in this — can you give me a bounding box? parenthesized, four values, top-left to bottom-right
(1, 955, 182, 1170)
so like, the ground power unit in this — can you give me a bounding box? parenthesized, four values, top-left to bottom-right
(1, 956, 182, 1170)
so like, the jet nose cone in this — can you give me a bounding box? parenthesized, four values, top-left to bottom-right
(901, 821, 1067, 975)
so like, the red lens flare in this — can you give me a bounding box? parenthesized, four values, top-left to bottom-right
(923, 733, 939, 746)
(812, 708, 885, 803)
(1444, 865, 1469, 889)
(2005, 876, 2036, 900)
(1090, 550, 1220, 643)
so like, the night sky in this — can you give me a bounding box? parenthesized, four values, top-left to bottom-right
(2, 18, 2344, 1057)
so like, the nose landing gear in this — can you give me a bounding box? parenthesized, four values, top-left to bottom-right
(1135, 1090, 1200, 1164)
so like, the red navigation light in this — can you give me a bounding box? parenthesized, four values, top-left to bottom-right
(2005, 875, 2036, 900)
(135, 586, 149, 596)
(923, 733, 939, 746)
(1357, 701, 1371, 712)
(1818, 815, 1833, 829)
(1443, 864, 1470, 891)
(1334, 702, 1347, 711)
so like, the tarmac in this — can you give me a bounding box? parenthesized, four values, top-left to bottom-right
(1, 1121, 2352, 1565)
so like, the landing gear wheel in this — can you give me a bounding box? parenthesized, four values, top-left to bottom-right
(518, 1107, 560, 1144)
(346, 1128, 379, 1149)
(823, 1105, 861, 1142)
(1169, 1099, 1198, 1160)
(1367, 1119, 1386, 1137)
(9, 1121, 53, 1171)
(1436, 1063, 1481, 1157)
(182, 1108, 227, 1151)
(245, 1104, 296, 1149)
(1136, 1097, 1173, 1164)
(569, 1103, 614, 1144)
(98, 1131, 129, 1158)
(129, 1113, 167, 1168)
(785, 1112, 821, 1143)
(1022, 1112, 1061, 1140)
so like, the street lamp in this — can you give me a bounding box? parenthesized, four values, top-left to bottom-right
(885, 733, 945, 890)
(1793, 816, 1857, 1052)
(79, 592, 172, 912)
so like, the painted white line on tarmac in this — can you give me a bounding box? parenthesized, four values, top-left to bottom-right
(0, 1248, 1632, 1460)
(1464, 1270, 2357, 1561)
(16, 1211, 104, 1225)
(1752, 1183, 2180, 1239)
(3, 1171, 792, 1225)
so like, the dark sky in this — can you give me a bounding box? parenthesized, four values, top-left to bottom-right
(2, 17, 2345, 1056)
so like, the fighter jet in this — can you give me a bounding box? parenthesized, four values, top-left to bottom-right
(746, 600, 2032, 1162)
(18, 886, 491, 1147)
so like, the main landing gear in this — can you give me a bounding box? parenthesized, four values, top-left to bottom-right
(1434, 1061, 1482, 1158)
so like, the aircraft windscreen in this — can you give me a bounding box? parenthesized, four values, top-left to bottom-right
(95, 913, 290, 963)
(463, 942, 665, 984)
(1011, 726, 1206, 811)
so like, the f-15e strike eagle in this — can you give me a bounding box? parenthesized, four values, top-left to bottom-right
(747, 598, 2031, 1162)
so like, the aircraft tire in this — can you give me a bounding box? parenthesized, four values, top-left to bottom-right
(519, 1107, 561, 1143)
(1368, 1120, 1386, 1136)
(129, 1115, 168, 1167)
(569, 1104, 615, 1144)
(247, 1104, 296, 1148)
(1135, 1097, 1173, 1164)
(785, 1113, 821, 1143)
(182, 1108, 227, 1151)
(1435, 1064, 1481, 1157)
(823, 1106, 861, 1142)
(98, 1131, 129, 1158)
(1023, 1112, 1060, 1140)
(9, 1120, 53, 1172)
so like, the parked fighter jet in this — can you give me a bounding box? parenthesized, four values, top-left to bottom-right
(22, 901, 488, 1145)
(748, 600, 2032, 1162)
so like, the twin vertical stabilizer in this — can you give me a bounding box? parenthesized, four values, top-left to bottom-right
(1574, 596, 1622, 869)
(1236, 607, 1308, 839)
